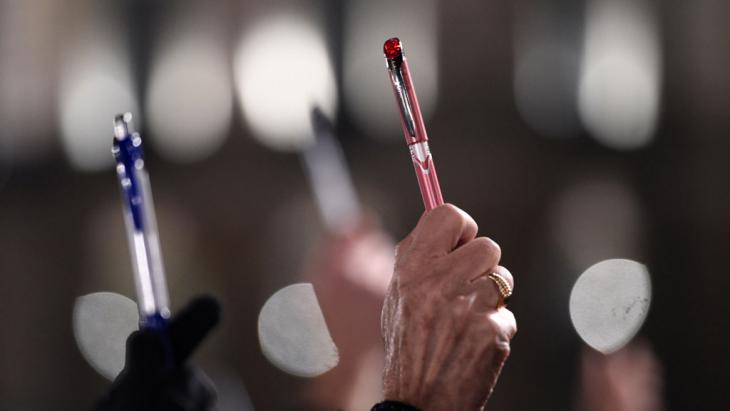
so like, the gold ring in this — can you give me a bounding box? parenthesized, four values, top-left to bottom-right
(488, 272, 513, 302)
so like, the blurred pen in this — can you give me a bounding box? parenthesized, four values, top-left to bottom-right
(302, 107, 361, 231)
(111, 113, 170, 330)
(384, 37, 444, 211)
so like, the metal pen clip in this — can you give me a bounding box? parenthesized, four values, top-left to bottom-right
(387, 56, 417, 138)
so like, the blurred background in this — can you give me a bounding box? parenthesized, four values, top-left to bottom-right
(0, 0, 728, 409)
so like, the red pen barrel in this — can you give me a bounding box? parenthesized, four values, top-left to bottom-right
(384, 37, 444, 211)
(410, 141, 444, 210)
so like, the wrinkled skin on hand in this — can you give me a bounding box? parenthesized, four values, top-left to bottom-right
(381, 204, 517, 411)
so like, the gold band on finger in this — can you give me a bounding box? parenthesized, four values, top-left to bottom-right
(488, 272, 513, 302)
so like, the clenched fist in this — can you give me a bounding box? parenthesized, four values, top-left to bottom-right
(381, 204, 516, 411)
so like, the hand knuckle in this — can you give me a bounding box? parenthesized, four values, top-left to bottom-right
(494, 341, 511, 361)
(485, 322, 512, 353)
(434, 203, 462, 225)
(485, 238, 502, 259)
(487, 309, 517, 340)
(471, 237, 500, 259)
(486, 315, 500, 331)
(504, 310, 518, 337)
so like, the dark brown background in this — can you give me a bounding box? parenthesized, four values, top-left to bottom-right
(0, 0, 728, 409)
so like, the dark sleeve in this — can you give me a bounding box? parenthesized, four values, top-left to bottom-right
(371, 400, 422, 411)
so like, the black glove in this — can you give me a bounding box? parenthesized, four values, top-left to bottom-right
(95, 296, 221, 411)
(371, 401, 422, 411)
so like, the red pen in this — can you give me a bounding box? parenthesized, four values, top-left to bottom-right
(383, 37, 444, 211)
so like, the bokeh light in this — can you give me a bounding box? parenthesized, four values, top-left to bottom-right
(578, 0, 661, 150)
(233, 14, 337, 151)
(343, 0, 438, 141)
(73, 292, 139, 380)
(146, 26, 233, 163)
(570, 259, 651, 354)
(514, 43, 582, 138)
(513, 2, 583, 138)
(258, 283, 338, 377)
(58, 31, 138, 172)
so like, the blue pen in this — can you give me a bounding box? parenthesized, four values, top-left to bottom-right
(112, 113, 171, 330)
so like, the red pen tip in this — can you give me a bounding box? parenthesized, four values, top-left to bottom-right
(383, 37, 402, 60)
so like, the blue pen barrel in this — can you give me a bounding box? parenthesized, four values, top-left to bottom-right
(112, 113, 171, 328)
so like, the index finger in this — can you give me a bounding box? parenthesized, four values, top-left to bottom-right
(168, 296, 221, 364)
(410, 204, 478, 257)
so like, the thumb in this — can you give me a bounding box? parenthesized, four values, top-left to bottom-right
(410, 204, 478, 256)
